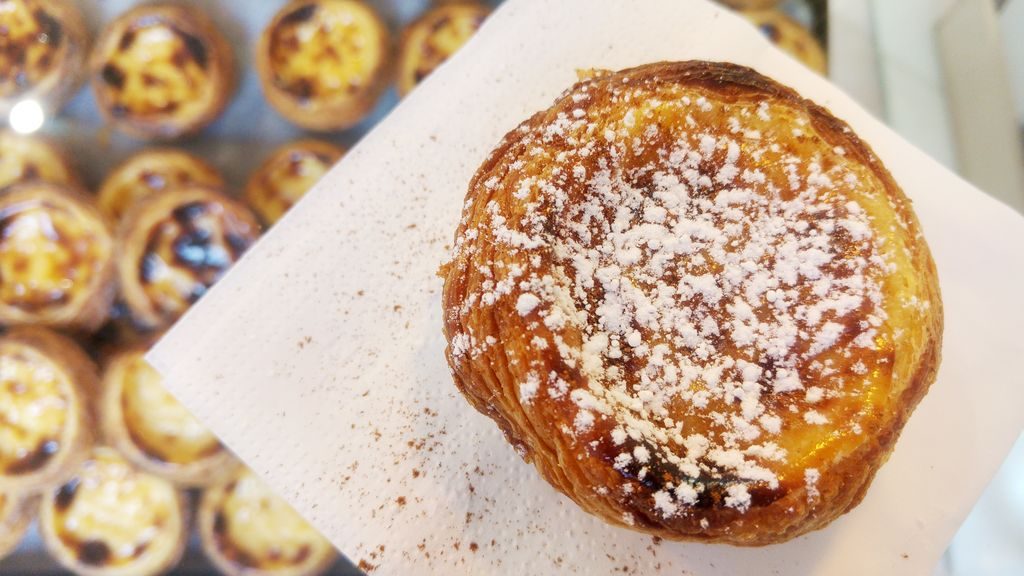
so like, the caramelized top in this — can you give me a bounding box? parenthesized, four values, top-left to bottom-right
(206, 469, 334, 571)
(0, 338, 71, 476)
(98, 149, 223, 221)
(0, 131, 77, 191)
(0, 186, 112, 324)
(0, 0, 67, 99)
(119, 188, 260, 328)
(46, 448, 183, 570)
(446, 64, 930, 519)
(267, 0, 387, 103)
(93, 5, 229, 134)
(244, 140, 343, 225)
(112, 350, 222, 466)
(398, 2, 489, 95)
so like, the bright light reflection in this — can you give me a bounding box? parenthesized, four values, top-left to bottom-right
(10, 100, 45, 134)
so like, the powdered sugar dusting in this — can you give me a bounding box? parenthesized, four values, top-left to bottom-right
(447, 71, 899, 520)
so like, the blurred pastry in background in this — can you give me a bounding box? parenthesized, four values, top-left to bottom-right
(0, 183, 115, 331)
(717, 0, 782, 9)
(244, 139, 344, 225)
(0, 0, 89, 118)
(397, 2, 489, 96)
(0, 328, 96, 494)
(98, 148, 224, 221)
(257, 0, 391, 131)
(100, 344, 238, 487)
(199, 468, 337, 576)
(89, 3, 235, 140)
(744, 9, 827, 75)
(116, 186, 261, 330)
(39, 447, 188, 576)
(0, 490, 33, 561)
(0, 131, 79, 191)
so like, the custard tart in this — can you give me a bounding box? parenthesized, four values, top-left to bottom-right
(0, 183, 115, 331)
(39, 447, 188, 576)
(0, 490, 32, 560)
(0, 0, 89, 117)
(90, 3, 235, 140)
(0, 130, 79, 191)
(199, 469, 337, 576)
(100, 344, 238, 487)
(243, 139, 344, 225)
(441, 61, 942, 545)
(0, 328, 96, 494)
(98, 148, 224, 221)
(257, 0, 391, 131)
(115, 186, 261, 330)
(744, 10, 827, 75)
(397, 2, 490, 96)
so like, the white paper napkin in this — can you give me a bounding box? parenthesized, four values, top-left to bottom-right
(148, 0, 1024, 574)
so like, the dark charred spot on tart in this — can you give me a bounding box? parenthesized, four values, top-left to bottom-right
(78, 540, 112, 566)
(171, 201, 207, 224)
(413, 68, 430, 83)
(101, 64, 125, 90)
(141, 72, 161, 87)
(118, 29, 137, 51)
(429, 15, 453, 33)
(281, 77, 313, 102)
(54, 476, 80, 511)
(225, 232, 252, 257)
(141, 170, 167, 190)
(132, 541, 150, 558)
(6, 438, 60, 474)
(172, 225, 230, 271)
(139, 252, 162, 284)
(176, 28, 208, 69)
(22, 163, 39, 180)
(212, 510, 227, 536)
(600, 438, 786, 513)
(33, 9, 62, 47)
(295, 544, 312, 563)
(280, 3, 318, 26)
(759, 23, 782, 43)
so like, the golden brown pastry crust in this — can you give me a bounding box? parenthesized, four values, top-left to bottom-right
(256, 0, 392, 131)
(243, 139, 344, 225)
(0, 131, 80, 191)
(0, 490, 34, 560)
(0, 183, 115, 331)
(441, 61, 942, 545)
(98, 148, 224, 221)
(99, 344, 239, 487)
(396, 2, 490, 97)
(38, 447, 188, 576)
(115, 186, 261, 330)
(744, 10, 827, 75)
(0, 328, 96, 494)
(0, 0, 89, 116)
(89, 3, 235, 140)
(198, 469, 337, 576)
